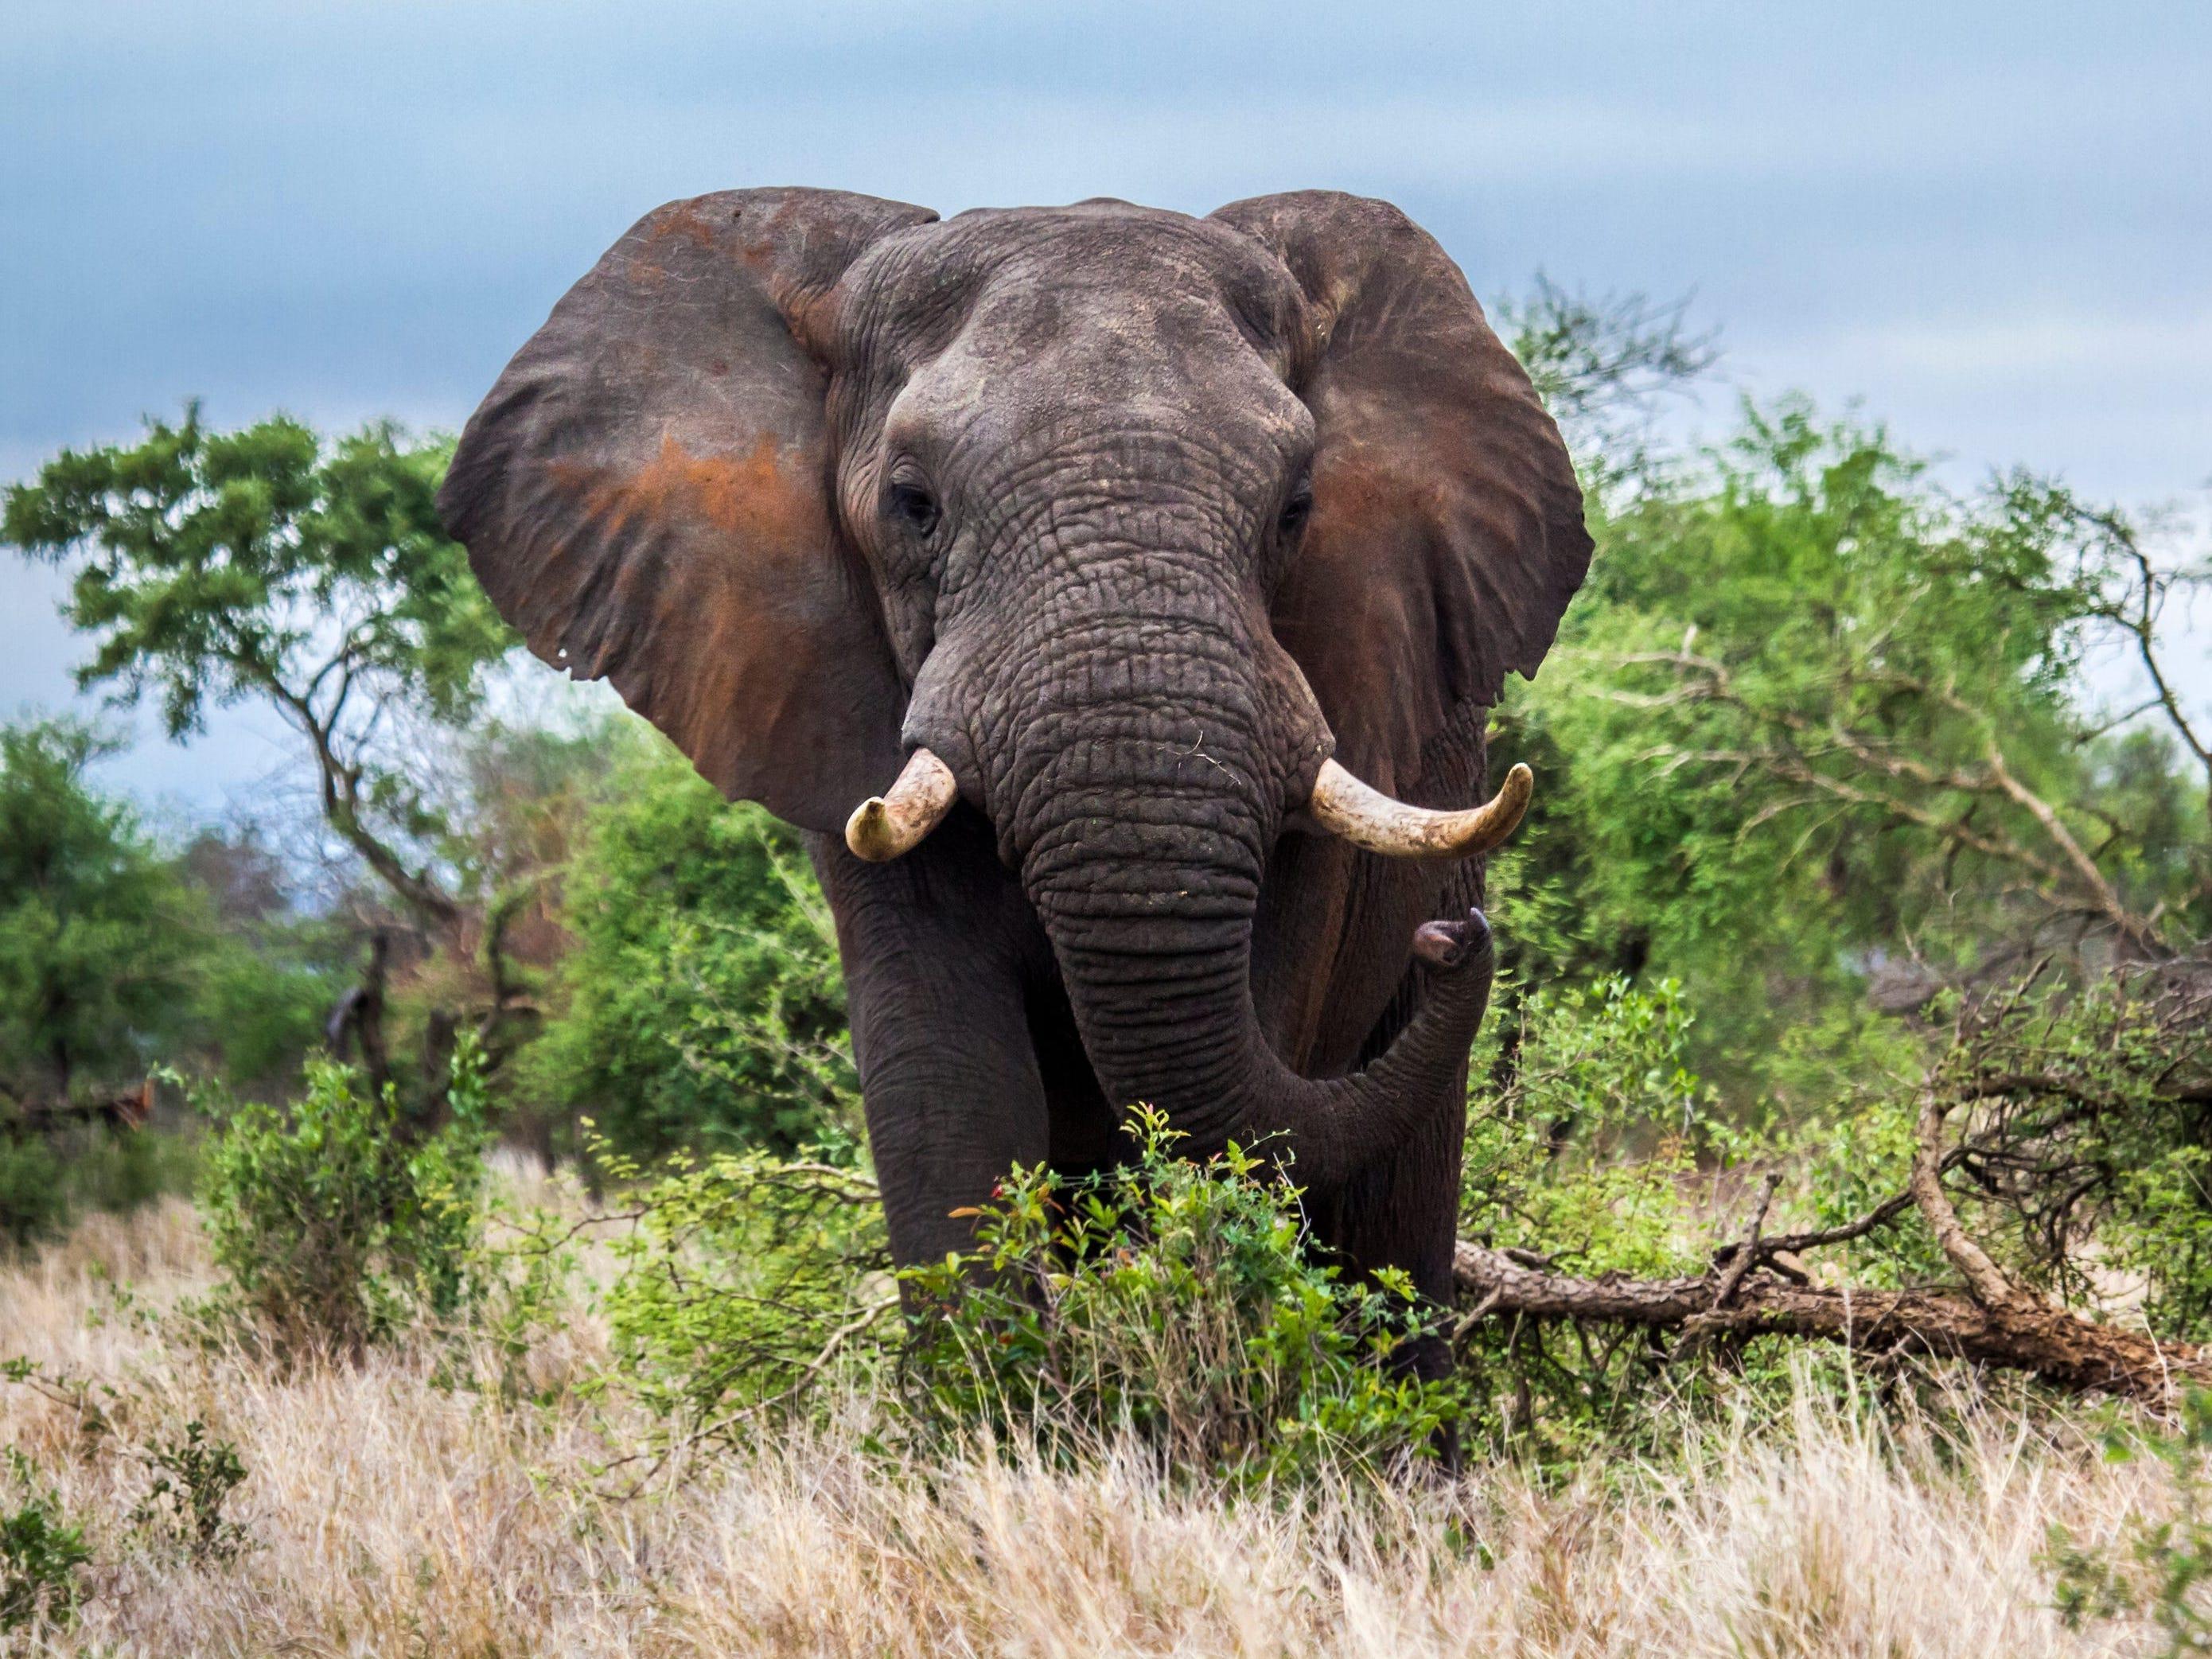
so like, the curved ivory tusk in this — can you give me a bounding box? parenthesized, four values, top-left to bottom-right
(1308, 758, 1533, 861)
(845, 748, 960, 862)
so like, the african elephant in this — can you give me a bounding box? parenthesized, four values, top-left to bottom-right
(439, 189, 1591, 1330)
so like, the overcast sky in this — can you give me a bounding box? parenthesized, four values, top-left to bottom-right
(5, 1, 2207, 814)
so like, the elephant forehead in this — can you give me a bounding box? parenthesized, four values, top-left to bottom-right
(845, 202, 1305, 366)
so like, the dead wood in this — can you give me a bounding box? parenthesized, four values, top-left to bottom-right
(1451, 1072, 2212, 1404)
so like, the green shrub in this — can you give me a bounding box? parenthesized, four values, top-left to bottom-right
(1455, 975, 1921, 1462)
(0, 1137, 64, 1252)
(523, 733, 856, 1160)
(130, 1420, 250, 1564)
(1463, 974, 1723, 1282)
(592, 1115, 1462, 1486)
(197, 1038, 491, 1357)
(2047, 1389, 2212, 1654)
(899, 1112, 1465, 1485)
(593, 1135, 887, 1453)
(0, 1450, 91, 1643)
(1, 1123, 199, 1254)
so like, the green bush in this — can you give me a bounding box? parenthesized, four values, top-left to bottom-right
(197, 1038, 492, 1357)
(0, 1138, 65, 1252)
(899, 1112, 1465, 1485)
(590, 1114, 1462, 1486)
(130, 1420, 251, 1565)
(0, 1449, 91, 1643)
(523, 732, 856, 1160)
(1, 1119, 202, 1253)
(2047, 1389, 2212, 1654)
(0, 1124, 199, 1255)
(1455, 973, 1928, 1461)
(591, 1135, 886, 1452)
(1463, 974, 1723, 1281)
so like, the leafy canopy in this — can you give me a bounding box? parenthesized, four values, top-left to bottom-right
(3, 407, 514, 928)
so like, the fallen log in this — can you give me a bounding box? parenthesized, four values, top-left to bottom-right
(1451, 1238, 2212, 1403)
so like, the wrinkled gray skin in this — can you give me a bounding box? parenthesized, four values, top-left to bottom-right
(441, 189, 1591, 1347)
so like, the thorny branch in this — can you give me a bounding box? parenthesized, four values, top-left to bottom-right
(1596, 629, 2175, 953)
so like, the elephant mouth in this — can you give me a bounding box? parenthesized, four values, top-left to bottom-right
(843, 744, 1533, 868)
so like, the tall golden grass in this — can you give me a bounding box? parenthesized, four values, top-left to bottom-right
(0, 1190, 2177, 1657)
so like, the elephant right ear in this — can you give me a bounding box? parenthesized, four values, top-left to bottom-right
(439, 188, 937, 833)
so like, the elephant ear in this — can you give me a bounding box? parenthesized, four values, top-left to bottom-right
(439, 187, 937, 832)
(1211, 191, 1593, 794)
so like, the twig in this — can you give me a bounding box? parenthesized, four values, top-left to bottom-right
(1709, 1173, 1779, 1310)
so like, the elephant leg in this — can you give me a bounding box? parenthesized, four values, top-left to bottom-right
(810, 811, 1051, 1271)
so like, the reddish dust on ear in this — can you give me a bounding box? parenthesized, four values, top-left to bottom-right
(647, 199, 722, 254)
(548, 433, 828, 553)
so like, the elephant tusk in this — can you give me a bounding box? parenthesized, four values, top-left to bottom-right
(845, 748, 960, 862)
(1307, 758, 1532, 861)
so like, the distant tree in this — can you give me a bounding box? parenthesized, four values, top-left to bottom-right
(2, 406, 512, 936)
(0, 717, 202, 1112)
(2, 408, 540, 1111)
(174, 824, 352, 1095)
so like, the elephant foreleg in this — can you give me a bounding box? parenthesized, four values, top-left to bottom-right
(810, 812, 1052, 1272)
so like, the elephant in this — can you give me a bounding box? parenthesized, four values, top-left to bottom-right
(439, 188, 1592, 1339)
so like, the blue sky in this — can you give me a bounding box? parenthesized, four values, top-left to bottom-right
(5, 1, 2207, 812)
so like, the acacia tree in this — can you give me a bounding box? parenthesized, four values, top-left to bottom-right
(3, 408, 523, 1096)
(4, 407, 511, 929)
(1495, 404, 2211, 1088)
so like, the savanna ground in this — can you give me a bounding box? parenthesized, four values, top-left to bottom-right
(0, 1177, 2188, 1659)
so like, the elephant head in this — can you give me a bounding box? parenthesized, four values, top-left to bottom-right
(441, 188, 1591, 1190)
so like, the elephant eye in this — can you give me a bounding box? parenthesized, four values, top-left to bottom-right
(886, 480, 940, 539)
(1279, 476, 1314, 539)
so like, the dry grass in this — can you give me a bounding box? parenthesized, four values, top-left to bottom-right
(0, 1198, 2179, 1657)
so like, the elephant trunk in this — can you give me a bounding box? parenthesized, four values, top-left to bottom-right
(1011, 637, 1495, 1194)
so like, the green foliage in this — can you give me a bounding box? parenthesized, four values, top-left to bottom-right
(3, 407, 514, 929)
(1498, 400, 2210, 1112)
(1, 1120, 200, 1252)
(900, 1112, 1465, 1484)
(592, 1117, 1465, 1486)
(1464, 975, 1724, 1279)
(2, 405, 504, 746)
(0, 1450, 91, 1643)
(525, 731, 856, 1158)
(190, 926, 349, 1092)
(591, 1137, 886, 1451)
(0, 1138, 65, 1252)
(1921, 972, 2212, 1340)
(0, 716, 206, 1112)
(0, 714, 216, 1246)
(130, 1420, 251, 1564)
(197, 1037, 492, 1357)
(2048, 1390, 2212, 1653)
(176, 824, 354, 1092)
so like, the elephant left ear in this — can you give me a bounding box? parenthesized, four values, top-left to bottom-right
(1211, 191, 1594, 794)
